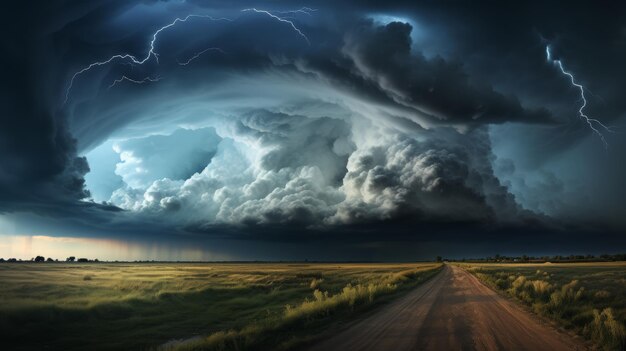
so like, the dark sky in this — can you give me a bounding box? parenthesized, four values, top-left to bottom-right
(1, 0, 625, 260)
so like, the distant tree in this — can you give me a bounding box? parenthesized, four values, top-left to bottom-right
(34, 256, 45, 262)
(8, 258, 17, 262)
(77, 258, 88, 262)
(0, 258, 4, 262)
(436, 256, 442, 263)
(46, 257, 54, 262)
(67, 256, 76, 262)
(94, 258, 99, 263)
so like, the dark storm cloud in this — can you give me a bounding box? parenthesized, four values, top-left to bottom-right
(0, 0, 195, 214)
(341, 20, 551, 125)
(0, 3, 91, 213)
(1, 0, 625, 257)
(61, 1, 557, 147)
(389, 0, 626, 155)
(0, 0, 157, 216)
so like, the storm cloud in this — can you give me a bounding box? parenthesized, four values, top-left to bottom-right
(1, 0, 625, 259)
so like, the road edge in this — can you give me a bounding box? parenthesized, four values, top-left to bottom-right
(296, 264, 446, 350)
(456, 264, 592, 350)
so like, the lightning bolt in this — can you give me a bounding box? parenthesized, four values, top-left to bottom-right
(108, 75, 162, 89)
(177, 47, 225, 66)
(546, 45, 615, 149)
(241, 8, 311, 45)
(275, 7, 318, 16)
(64, 14, 231, 104)
(65, 8, 315, 104)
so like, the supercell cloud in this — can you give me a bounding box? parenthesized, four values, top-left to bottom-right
(2, 0, 626, 258)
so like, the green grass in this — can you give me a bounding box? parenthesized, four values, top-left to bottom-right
(461, 262, 626, 351)
(0, 262, 441, 351)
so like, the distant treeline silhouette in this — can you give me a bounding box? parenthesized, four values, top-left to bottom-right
(0, 253, 626, 263)
(444, 253, 626, 263)
(0, 256, 99, 263)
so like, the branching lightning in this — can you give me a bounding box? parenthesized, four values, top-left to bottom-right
(65, 54, 140, 104)
(108, 75, 162, 89)
(275, 7, 318, 16)
(65, 8, 315, 104)
(64, 14, 231, 104)
(177, 47, 225, 66)
(546, 45, 615, 148)
(146, 15, 232, 64)
(241, 8, 311, 45)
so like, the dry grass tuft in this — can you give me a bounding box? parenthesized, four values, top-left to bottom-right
(530, 280, 552, 295)
(585, 308, 626, 351)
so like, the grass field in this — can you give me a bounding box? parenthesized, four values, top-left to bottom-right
(462, 262, 626, 350)
(0, 262, 441, 351)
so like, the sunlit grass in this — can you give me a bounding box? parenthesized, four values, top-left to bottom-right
(165, 266, 440, 350)
(0, 262, 441, 351)
(461, 262, 626, 351)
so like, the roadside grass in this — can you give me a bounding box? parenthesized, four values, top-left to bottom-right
(462, 262, 626, 351)
(0, 263, 441, 351)
(169, 266, 442, 350)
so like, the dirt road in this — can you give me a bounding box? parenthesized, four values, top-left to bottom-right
(310, 265, 585, 351)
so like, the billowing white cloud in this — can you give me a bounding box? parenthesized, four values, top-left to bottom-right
(333, 128, 521, 224)
(96, 106, 523, 230)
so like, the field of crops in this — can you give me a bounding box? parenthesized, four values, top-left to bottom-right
(463, 262, 626, 350)
(0, 262, 441, 351)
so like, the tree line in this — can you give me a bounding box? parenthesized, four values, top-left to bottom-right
(439, 253, 626, 263)
(0, 256, 99, 263)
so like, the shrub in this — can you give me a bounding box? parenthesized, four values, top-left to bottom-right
(550, 290, 564, 308)
(550, 280, 584, 308)
(284, 282, 395, 321)
(509, 275, 527, 293)
(530, 280, 552, 296)
(584, 308, 626, 350)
